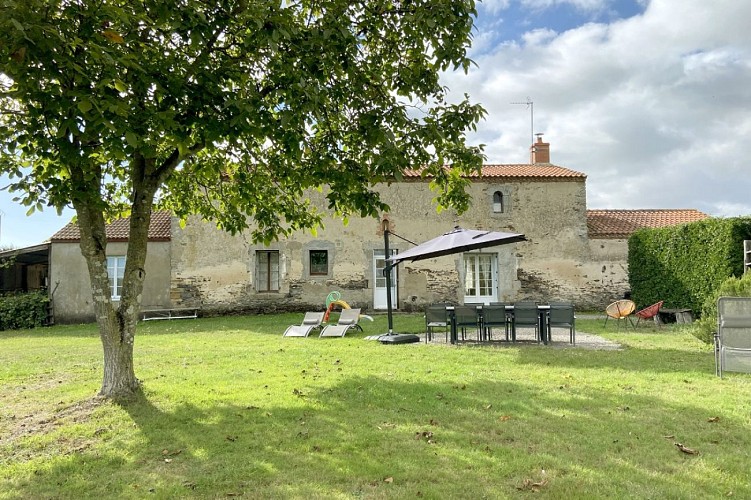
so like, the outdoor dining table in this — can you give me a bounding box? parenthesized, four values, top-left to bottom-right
(446, 304, 551, 345)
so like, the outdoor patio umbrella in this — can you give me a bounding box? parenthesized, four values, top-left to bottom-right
(377, 226, 526, 344)
(388, 226, 526, 264)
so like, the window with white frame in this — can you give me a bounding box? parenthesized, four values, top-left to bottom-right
(107, 256, 126, 300)
(256, 250, 280, 292)
(463, 253, 498, 304)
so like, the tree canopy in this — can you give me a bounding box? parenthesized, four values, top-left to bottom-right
(1, 0, 484, 236)
(0, 0, 485, 397)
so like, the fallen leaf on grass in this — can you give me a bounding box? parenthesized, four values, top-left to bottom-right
(415, 431, 435, 444)
(516, 478, 548, 492)
(707, 416, 720, 423)
(675, 443, 699, 455)
(384, 477, 394, 483)
(663, 435, 675, 439)
(484, 404, 492, 410)
(499, 415, 512, 422)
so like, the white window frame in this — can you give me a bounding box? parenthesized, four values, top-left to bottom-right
(463, 253, 498, 304)
(107, 256, 126, 301)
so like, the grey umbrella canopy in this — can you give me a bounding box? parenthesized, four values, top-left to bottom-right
(375, 225, 525, 344)
(388, 226, 526, 265)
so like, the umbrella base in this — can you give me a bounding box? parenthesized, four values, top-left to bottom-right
(378, 333, 421, 344)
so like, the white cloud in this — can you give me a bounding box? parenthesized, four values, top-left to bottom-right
(480, 0, 512, 15)
(521, 0, 610, 12)
(445, 0, 751, 216)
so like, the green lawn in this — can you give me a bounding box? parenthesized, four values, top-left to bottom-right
(1, 313, 750, 499)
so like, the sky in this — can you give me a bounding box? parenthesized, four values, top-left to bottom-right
(2, 0, 750, 249)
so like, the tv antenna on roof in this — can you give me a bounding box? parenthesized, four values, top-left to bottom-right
(510, 97, 534, 147)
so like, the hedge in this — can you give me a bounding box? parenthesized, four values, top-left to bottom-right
(0, 291, 49, 330)
(692, 272, 751, 343)
(628, 217, 751, 315)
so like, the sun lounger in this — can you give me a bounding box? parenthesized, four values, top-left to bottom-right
(283, 312, 325, 337)
(320, 308, 362, 337)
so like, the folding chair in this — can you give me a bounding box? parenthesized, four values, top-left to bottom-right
(715, 297, 751, 378)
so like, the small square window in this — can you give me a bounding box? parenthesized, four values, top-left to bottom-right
(310, 250, 328, 275)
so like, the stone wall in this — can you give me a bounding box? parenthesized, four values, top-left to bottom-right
(171, 176, 629, 313)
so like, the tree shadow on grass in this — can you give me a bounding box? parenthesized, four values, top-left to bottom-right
(7, 373, 751, 499)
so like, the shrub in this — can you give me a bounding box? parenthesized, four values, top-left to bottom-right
(0, 291, 49, 330)
(691, 272, 751, 343)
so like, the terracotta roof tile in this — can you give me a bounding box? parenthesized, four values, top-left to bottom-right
(403, 164, 586, 179)
(51, 211, 172, 242)
(587, 209, 709, 239)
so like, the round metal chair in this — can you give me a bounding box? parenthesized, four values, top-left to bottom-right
(604, 299, 636, 328)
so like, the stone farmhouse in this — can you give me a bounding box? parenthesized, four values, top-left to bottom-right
(0, 138, 708, 323)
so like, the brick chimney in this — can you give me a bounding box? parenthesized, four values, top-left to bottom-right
(530, 135, 550, 164)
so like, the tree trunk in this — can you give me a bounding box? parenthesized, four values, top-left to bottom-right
(74, 178, 157, 398)
(73, 202, 140, 397)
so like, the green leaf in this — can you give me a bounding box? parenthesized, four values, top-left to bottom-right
(113, 80, 127, 92)
(10, 18, 24, 33)
(125, 131, 139, 147)
(77, 100, 92, 113)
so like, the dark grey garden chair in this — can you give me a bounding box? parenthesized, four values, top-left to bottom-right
(425, 305, 449, 343)
(454, 305, 481, 341)
(548, 302, 576, 345)
(512, 301, 540, 342)
(482, 304, 511, 341)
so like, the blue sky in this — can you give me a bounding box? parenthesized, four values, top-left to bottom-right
(2, 0, 750, 248)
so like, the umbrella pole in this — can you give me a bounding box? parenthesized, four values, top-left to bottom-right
(384, 229, 394, 334)
(377, 228, 419, 344)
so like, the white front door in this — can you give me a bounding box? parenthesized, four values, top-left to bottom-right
(463, 253, 498, 304)
(373, 249, 397, 310)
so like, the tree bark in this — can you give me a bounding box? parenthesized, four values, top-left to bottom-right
(74, 202, 140, 397)
(73, 174, 158, 398)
